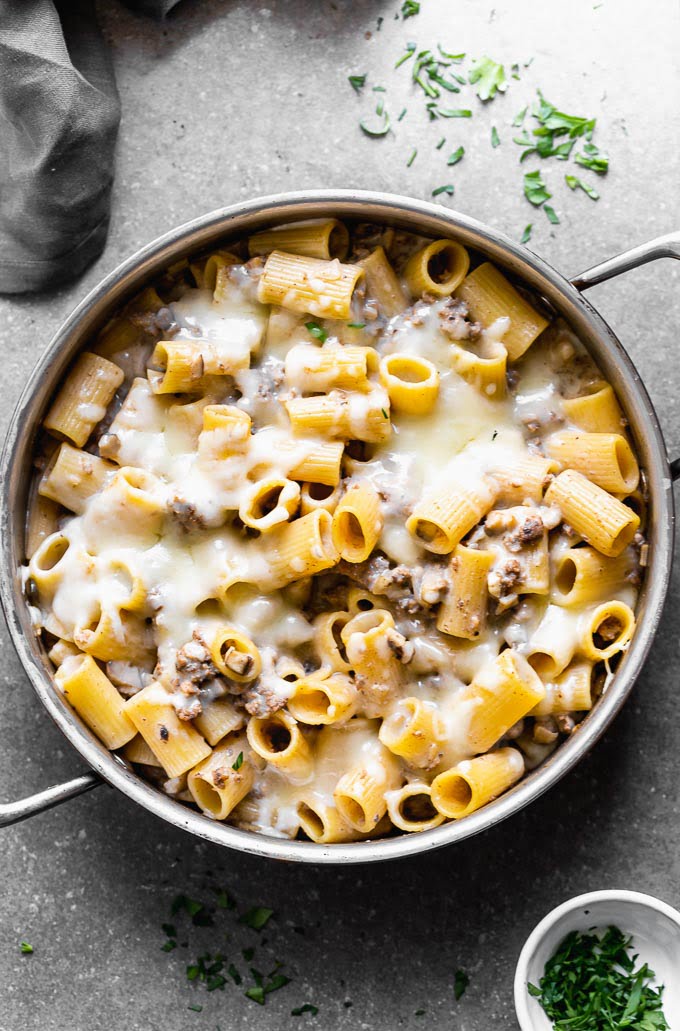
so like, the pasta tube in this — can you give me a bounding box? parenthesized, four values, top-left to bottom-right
(431, 748, 525, 819)
(284, 344, 377, 393)
(461, 650, 546, 753)
(193, 698, 245, 746)
(122, 734, 163, 766)
(379, 353, 440, 414)
(125, 684, 211, 778)
(246, 710, 313, 782)
(44, 352, 124, 447)
(406, 479, 496, 555)
(544, 469, 639, 557)
(313, 611, 353, 673)
(39, 443, 116, 514)
(332, 482, 383, 563)
(267, 510, 340, 589)
(257, 251, 364, 320)
(579, 600, 635, 661)
(491, 455, 558, 506)
(437, 544, 494, 639)
(450, 338, 507, 398)
(561, 381, 625, 434)
(378, 698, 445, 768)
(55, 654, 136, 750)
(198, 404, 252, 459)
(357, 246, 408, 317)
(188, 736, 255, 820)
(456, 263, 549, 361)
(300, 481, 341, 515)
(552, 546, 633, 607)
(284, 391, 391, 444)
(404, 239, 470, 297)
(25, 496, 61, 560)
(289, 441, 344, 487)
(531, 661, 594, 716)
(210, 628, 261, 682)
(287, 673, 358, 725)
(248, 219, 350, 260)
(385, 783, 445, 833)
(296, 798, 359, 844)
(334, 749, 401, 833)
(239, 477, 300, 531)
(545, 430, 639, 494)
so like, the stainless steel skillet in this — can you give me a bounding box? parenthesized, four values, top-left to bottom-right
(1, 190, 678, 863)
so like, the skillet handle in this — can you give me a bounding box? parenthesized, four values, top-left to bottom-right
(570, 231, 680, 291)
(0, 771, 101, 828)
(571, 231, 680, 482)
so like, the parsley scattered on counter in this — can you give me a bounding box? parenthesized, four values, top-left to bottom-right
(348, 74, 366, 93)
(245, 968, 291, 1005)
(242, 947, 255, 961)
(407, 147, 418, 167)
(215, 890, 235, 910)
(432, 184, 455, 196)
(521, 223, 533, 243)
(187, 1003, 203, 1012)
(232, 751, 244, 771)
(544, 204, 560, 224)
(415, 1009, 426, 1017)
(292, 1003, 319, 1016)
(513, 105, 528, 126)
(510, 62, 521, 80)
(401, 0, 420, 17)
(397, 106, 407, 121)
(524, 169, 552, 206)
(19, 942, 33, 954)
(239, 906, 274, 931)
(359, 109, 391, 137)
(395, 42, 416, 69)
(228, 963, 242, 984)
(517, 91, 596, 162)
(575, 141, 609, 173)
(435, 136, 445, 149)
(491, 125, 500, 148)
(454, 969, 469, 1000)
(305, 321, 328, 343)
(161, 940, 177, 952)
(438, 108, 472, 118)
(565, 174, 600, 200)
(528, 926, 669, 1030)
(447, 145, 465, 165)
(468, 55, 507, 100)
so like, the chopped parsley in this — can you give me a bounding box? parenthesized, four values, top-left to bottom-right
(348, 74, 366, 93)
(528, 926, 669, 1030)
(242, 947, 255, 961)
(292, 1004, 319, 1016)
(468, 56, 507, 100)
(232, 751, 244, 771)
(161, 940, 177, 952)
(432, 184, 455, 197)
(245, 969, 291, 1006)
(381, 408, 389, 419)
(347, 321, 365, 328)
(438, 108, 472, 118)
(575, 141, 609, 173)
(171, 895, 211, 925)
(565, 174, 600, 200)
(407, 148, 418, 167)
(239, 906, 274, 931)
(454, 969, 469, 1000)
(305, 321, 328, 343)
(397, 107, 407, 121)
(187, 1004, 203, 1013)
(215, 890, 235, 910)
(523, 169, 552, 206)
(510, 62, 521, 80)
(491, 126, 500, 148)
(513, 105, 528, 126)
(436, 136, 445, 149)
(401, 0, 420, 17)
(228, 963, 242, 984)
(415, 1009, 426, 1017)
(359, 110, 390, 137)
(395, 42, 416, 69)
(19, 942, 33, 954)
(447, 145, 465, 166)
(520, 223, 533, 244)
(544, 203, 560, 224)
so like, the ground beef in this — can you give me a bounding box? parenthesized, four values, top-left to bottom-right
(169, 497, 206, 532)
(385, 627, 415, 664)
(505, 514, 544, 552)
(595, 616, 622, 642)
(243, 685, 286, 718)
(437, 297, 482, 341)
(175, 631, 220, 694)
(488, 559, 522, 610)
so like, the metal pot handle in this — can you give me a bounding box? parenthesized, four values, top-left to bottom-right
(571, 230, 680, 482)
(570, 231, 680, 291)
(0, 771, 101, 828)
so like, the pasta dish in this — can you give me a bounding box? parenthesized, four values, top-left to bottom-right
(22, 217, 645, 842)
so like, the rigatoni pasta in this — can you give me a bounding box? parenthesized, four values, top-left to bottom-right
(22, 216, 645, 844)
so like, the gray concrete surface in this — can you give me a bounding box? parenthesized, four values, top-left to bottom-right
(1, 0, 679, 1028)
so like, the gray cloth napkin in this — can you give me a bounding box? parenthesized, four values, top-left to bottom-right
(0, 0, 178, 295)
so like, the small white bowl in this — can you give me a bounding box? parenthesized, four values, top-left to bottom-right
(515, 890, 680, 1030)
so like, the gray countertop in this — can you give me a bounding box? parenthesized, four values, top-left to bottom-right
(1, 1, 679, 1028)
